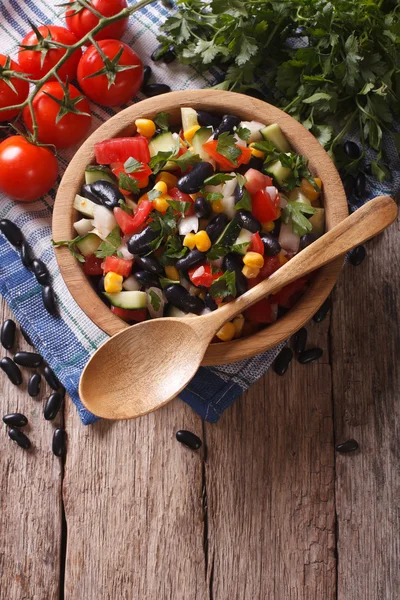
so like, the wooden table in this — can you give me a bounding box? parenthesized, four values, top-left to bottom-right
(1, 223, 399, 600)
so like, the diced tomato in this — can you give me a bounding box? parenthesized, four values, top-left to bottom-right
(248, 231, 264, 255)
(95, 136, 150, 165)
(188, 264, 223, 288)
(272, 277, 308, 308)
(103, 255, 133, 278)
(259, 255, 281, 279)
(202, 140, 252, 171)
(83, 254, 103, 276)
(252, 188, 280, 223)
(244, 168, 273, 195)
(245, 298, 275, 324)
(168, 187, 195, 215)
(114, 200, 153, 235)
(111, 306, 147, 321)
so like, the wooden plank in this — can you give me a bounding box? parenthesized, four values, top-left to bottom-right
(0, 299, 62, 600)
(63, 397, 208, 600)
(331, 225, 400, 600)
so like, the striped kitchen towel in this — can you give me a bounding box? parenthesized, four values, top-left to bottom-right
(0, 1, 397, 424)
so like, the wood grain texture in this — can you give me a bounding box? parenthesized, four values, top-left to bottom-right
(0, 301, 62, 600)
(331, 223, 400, 600)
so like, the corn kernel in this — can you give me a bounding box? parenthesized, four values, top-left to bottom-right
(135, 118, 156, 138)
(242, 265, 260, 279)
(104, 271, 123, 293)
(194, 230, 212, 252)
(165, 265, 179, 281)
(184, 125, 201, 143)
(300, 177, 322, 202)
(156, 172, 178, 189)
(249, 143, 265, 159)
(233, 314, 244, 338)
(278, 252, 288, 266)
(243, 251, 264, 269)
(216, 322, 236, 342)
(262, 221, 275, 232)
(183, 232, 196, 250)
(154, 181, 168, 194)
(153, 195, 170, 213)
(212, 198, 224, 213)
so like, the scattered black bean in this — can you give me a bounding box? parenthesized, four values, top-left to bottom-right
(20, 326, 34, 347)
(213, 114, 240, 139)
(127, 225, 159, 255)
(176, 249, 207, 271)
(343, 176, 355, 197)
(0, 219, 23, 246)
(43, 392, 63, 421)
(164, 285, 205, 315)
(135, 270, 161, 288)
(28, 373, 42, 397)
(298, 347, 323, 364)
(143, 83, 171, 97)
(20, 242, 34, 269)
(194, 196, 212, 219)
(151, 44, 176, 63)
(273, 347, 293, 376)
(2, 413, 28, 427)
(42, 285, 58, 315)
(343, 141, 361, 159)
(299, 233, 318, 251)
(205, 213, 229, 243)
(293, 327, 307, 354)
(236, 210, 261, 233)
(348, 245, 366, 266)
(14, 351, 43, 368)
(8, 428, 31, 449)
(260, 233, 281, 256)
(355, 172, 366, 197)
(313, 298, 331, 323)
(176, 429, 202, 450)
(177, 161, 214, 194)
(0, 357, 22, 385)
(43, 365, 61, 391)
(135, 255, 163, 275)
(204, 292, 218, 311)
(1, 319, 16, 350)
(196, 110, 221, 130)
(52, 428, 67, 457)
(336, 439, 359, 453)
(142, 65, 152, 87)
(32, 258, 50, 285)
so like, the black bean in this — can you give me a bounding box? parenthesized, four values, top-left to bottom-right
(143, 83, 171, 97)
(1, 319, 16, 350)
(20, 326, 34, 346)
(222, 253, 248, 296)
(236, 210, 261, 233)
(299, 233, 318, 251)
(8, 428, 31, 449)
(234, 183, 244, 204)
(355, 172, 366, 197)
(80, 183, 103, 205)
(42, 285, 58, 315)
(151, 43, 176, 63)
(135, 270, 161, 288)
(343, 175, 355, 197)
(273, 347, 293, 376)
(32, 258, 50, 285)
(0, 219, 23, 246)
(52, 428, 67, 457)
(177, 161, 214, 194)
(206, 213, 229, 243)
(196, 110, 221, 130)
(176, 249, 207, 271)
(336, 439, 359, 453)
(313, 298, 331, 323)
(343, 141, 361, 159)
(127, 225, 159, 255)
(43, 365, 61, 391)
(213, 114, 241, 139)
(269, 218, 281, 237)
(28, 373, 41, 397)
(44, 392, 63, 421)
(20, 242, 34, 269)
(81, 180, 121, 210)
(176, 429, 202, 450)
(246, 156, 264, 171)
(0, 357, 22, 385)
(298, 347, 323, 364)
(260, 233, 281, 256)
(164, 285, 205, 315)
(14, 351, 43, 368)
(194, 196, 212, 219)
(142, 65, 152, 87)
(2, 413, 28, 427)
(135, 255, 163, 275)
(293, 327, 307, 354)
(348, 245, 366, 266)
(204, 292, 218, 311)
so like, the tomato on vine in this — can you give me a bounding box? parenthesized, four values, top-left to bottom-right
(23, 81, 92, 149)
(18, 24, 82, 81)
(65, 0, 129, 41)
(0, 55, 30, 122)
(77, 40, 143, 107)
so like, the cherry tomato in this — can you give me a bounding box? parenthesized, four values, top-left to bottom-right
(0, 55, 29, 122)
(65, 0, 128, 41)
(18, 25, 81, 81)
(248, 232, 264, 255)
(0, 136, 58, 202)
(111, 306, 147, 321)
(103, 255, 133, 278)
(252, 188, 280, 223)
(95, 136, 150, 164)
(22, 82, 91, 150)
(244, 168, 273, 195)
(202, 140, 252, 170)
(77, 40, 143, 107)
(83, 254, 103, 276)
(113, 200, 153, 235)
(188, 264, 223, 288)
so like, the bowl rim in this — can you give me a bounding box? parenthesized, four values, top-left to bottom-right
(52, 89, 348, 365)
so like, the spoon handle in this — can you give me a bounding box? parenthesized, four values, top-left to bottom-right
(202, 195, 398, 333)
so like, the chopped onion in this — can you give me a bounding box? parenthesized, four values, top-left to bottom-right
(117, 245, 134, 260)
(123, 275, 141, 291)
(204, 183, 223, 194)
(266, 186, 278, 201)
(147, 287, 165, 319)
(73, 218, 93, 236)
(279, 221, 300, 253)
(178, 215, 199, 236)
(239, 120, 265, 143)
(223, 173, 237, 198)
(279, 194, 288, 209)
(221, 195, 236, 219)
(92, 205, 117, 238)
(234, 134, 247, 147)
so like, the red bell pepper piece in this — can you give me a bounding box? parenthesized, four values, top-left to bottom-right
(245, 298, 276, 324)
(111, 306, 148, 322)
(272, 278, 308, 308)
(248, 231, 264, 255)
(83, 254, 103, 276)
(259, 255, 281, 279)
(188, 264, 223, 288)
(202, 140, 252, 170)
(251, 188, 280, 223)
(94, 136, 150, 165)
(111, 162, 152, 194)
(103, 255, 133, 278)
(113, 200, 153, 235)
(168, 187, 195, 215)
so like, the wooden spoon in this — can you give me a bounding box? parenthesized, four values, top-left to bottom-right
(79, 195, 398, 420)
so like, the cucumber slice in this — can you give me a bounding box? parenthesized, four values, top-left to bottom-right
(287, 188, 311, 205)
(264, 160, 292, 187)
(181, 107, 199, 134)
(85, 165, 115, 185)
(232, 228, 252, 253)
(76, 233, 102, 257)
(73, 218, 93, 237)
(149, 131, 177, 156)
(165, 305, 197, 318)
(73, 194, 98, 218)
(309, 208, 325, 236)
(215, 218, 242, 248)
(260, 123, 290, 152)
(103, 290, 147, 309)
(192, 126, 213, 160)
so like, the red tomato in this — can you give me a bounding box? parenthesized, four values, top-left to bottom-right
(259, 255, 281, 279)
(248, 232, 264, 255)
(83, 254, 103, 276)
(0, 55, 29, 122)
(18, 25, 81, 81)
(252, 188, 280, 223)
(202, 140, 252, 170)
(244, 168, 273, 195)
(103, 255, 133, 278)
(273, 278, 308, 308)
(245, 298, 275, 324)
(0, 136, 58, 202)
(22, 82, 91, 149)
(112, 162, 152, 193)
(168, 187, 195, 215)
(95, 137, 150, 165)
(189, 264, 223, 288)
(114, 200, 153, 235)
(77, 40, 143, 107)
(111, 306, 147, 322)
(65, 0, 128, 41)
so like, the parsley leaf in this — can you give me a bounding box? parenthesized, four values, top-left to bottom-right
(149, 149, 177, 175)
(166, 199, 191, 217)
(203, 173, 234, 186)
(231, 241, 251, 255)
(282, 201, 316, 236)
(118, 172, 140, 195)
(149, 289, 161, 312)
(234, 189, 252, 211)
(216, 132, 242, 166)
(209, 270, 236, 299)
(236, 126, 251, 141)
(118, 199, 133, 215)
(52, 235, 87, 263)
(148, 208, 178, 251)
(148, 189, 162, 201)
(164, 235, 188, 258)
(95, 226, 121, 258)
(160, 277, 180, 288)
(149, 146, 201, 174)
(173, 151, 202, 172)
(207, 244, 229, 261)
(203, 191, 224, 202)
(124, 157, 145, 173)
(154, 111, 170, 132)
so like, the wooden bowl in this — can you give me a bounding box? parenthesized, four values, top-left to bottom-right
(53, 90, 348, 365)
